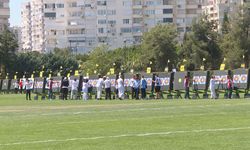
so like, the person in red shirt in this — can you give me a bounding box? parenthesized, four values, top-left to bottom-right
(19, 80, 23, 94)
(184, 76, 191, 99)
(227, 75, 233, 99)
(48, 78, 53, 100)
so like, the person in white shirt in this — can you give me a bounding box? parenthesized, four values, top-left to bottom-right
(25, 79, 33, 100)
(129, 75, 136, 99)
(82, 77, 89, 101)
(209, 76, 217, 99)
(71, 78, 79, 100)
(117, 75, 125, 100)
(103, 76, 111, 100)
(96, 75, 104, 100)
(14, 81, 19, 94)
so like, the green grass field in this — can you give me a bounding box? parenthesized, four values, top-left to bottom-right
(1, 95, 250, 150)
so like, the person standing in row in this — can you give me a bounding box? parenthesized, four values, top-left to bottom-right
(227, 75, 233, 99)
(141, 76, 147, 99)
(209, 76, 217, 99)
(61, 77, 69, 100)
(104, 76, 111, 100)
(25, 79, 33, 100)
(134, 75, 140, 100)
(82, 77, 89, 101)
(184, 76, 191, 99)
(117, 75, 124, 100)
(19, 80, 23, 94)
(154, 74, 161, 99)
(71, 78, 79, 100)
(96, 75, 104, 100)
(48, 78, 53, 100)
(14, 81, 19, 94)
(129, 75, 135, 99)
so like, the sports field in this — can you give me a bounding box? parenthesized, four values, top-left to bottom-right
(0, 95, 250, 150)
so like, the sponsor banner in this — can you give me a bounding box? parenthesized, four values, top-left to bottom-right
(233, 74, 248, 84)
(193, 76, 206, 85)
(214, 75, 227, 84)
(1, 79, 9, 90)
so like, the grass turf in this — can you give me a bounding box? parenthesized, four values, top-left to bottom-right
(0, 94, 250, 150)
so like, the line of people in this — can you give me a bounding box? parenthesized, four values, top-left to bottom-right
(81, 74, 149, 101)
(16, 74, 235, 101)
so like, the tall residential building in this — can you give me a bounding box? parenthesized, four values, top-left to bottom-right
(21, 0, 203, 53)
(0, 0, 9, 32)
(203, 0, 249, 32)
(21, 0, 45, 53)
(21, 2, 32, 51)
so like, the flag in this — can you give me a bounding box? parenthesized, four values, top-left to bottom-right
(220, 64, 225, 70)
(110, 68, 115, 75)
(147, 67, 151, 74)
(39, 71, 43, 78)
(75, 70, 79, 76)
(241, 64, 245, 68)
(180, 65, 185, 71)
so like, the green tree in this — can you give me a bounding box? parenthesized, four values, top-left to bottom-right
(0, 27, 18, 77)
(141, 24, 178, 71)
(220, 5, 250, 68)
(221, 12, 230, 34)
(179, 15, 222, 70)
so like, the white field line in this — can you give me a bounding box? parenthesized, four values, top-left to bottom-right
(56, 112, 233, 125)
(1, 102, 249, 118)
(1, 126, 250, 146)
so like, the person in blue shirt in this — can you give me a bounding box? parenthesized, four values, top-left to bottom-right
(141, 75, 147, 99)
(134, 74, 141, 100)
(154, 74, 161, 99)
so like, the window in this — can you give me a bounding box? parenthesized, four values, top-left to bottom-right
(97, 1, 107, 6)
(107, 10, 116, 15)
(98, 10, 106, 15)
(144, 10, 155, 15)
(67, 28, 85, 35)
(98, 28, 104, 33)
(98, 19, 107, 24)
(163, 9, 173, 14)
(163, 18, 173, 23)
(69, 2, 77, 7)
(44, 3, 56, 9)
(108, 20, 116, 25)
(44, 12, 56, 18)
(56, 3, 64, 8)
(163, 0, 175, 5)
(0, 2, 3, 8)
(121, 28, 132, 33)
(123, 19, 130, 24)
(133, 27, 142, 33)
(133, 18, 143, 24)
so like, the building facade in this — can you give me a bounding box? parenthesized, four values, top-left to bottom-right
(0, 0, 9, 32)
(21, 0, 45, 53)
(203, 0, 249, 32)
(21, 0, 203, 53)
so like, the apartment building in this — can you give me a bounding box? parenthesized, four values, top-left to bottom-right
(21, 2, 32, 51)
(203, 0, 249, 32)
(21, 0, 203, 53)
(0, 0, 9, 32)
(21, 0, 45, 53)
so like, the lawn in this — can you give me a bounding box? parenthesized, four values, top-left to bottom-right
(0, 94, 250, 150)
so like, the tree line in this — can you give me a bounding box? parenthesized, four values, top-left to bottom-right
(0, 6, 249, 78)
